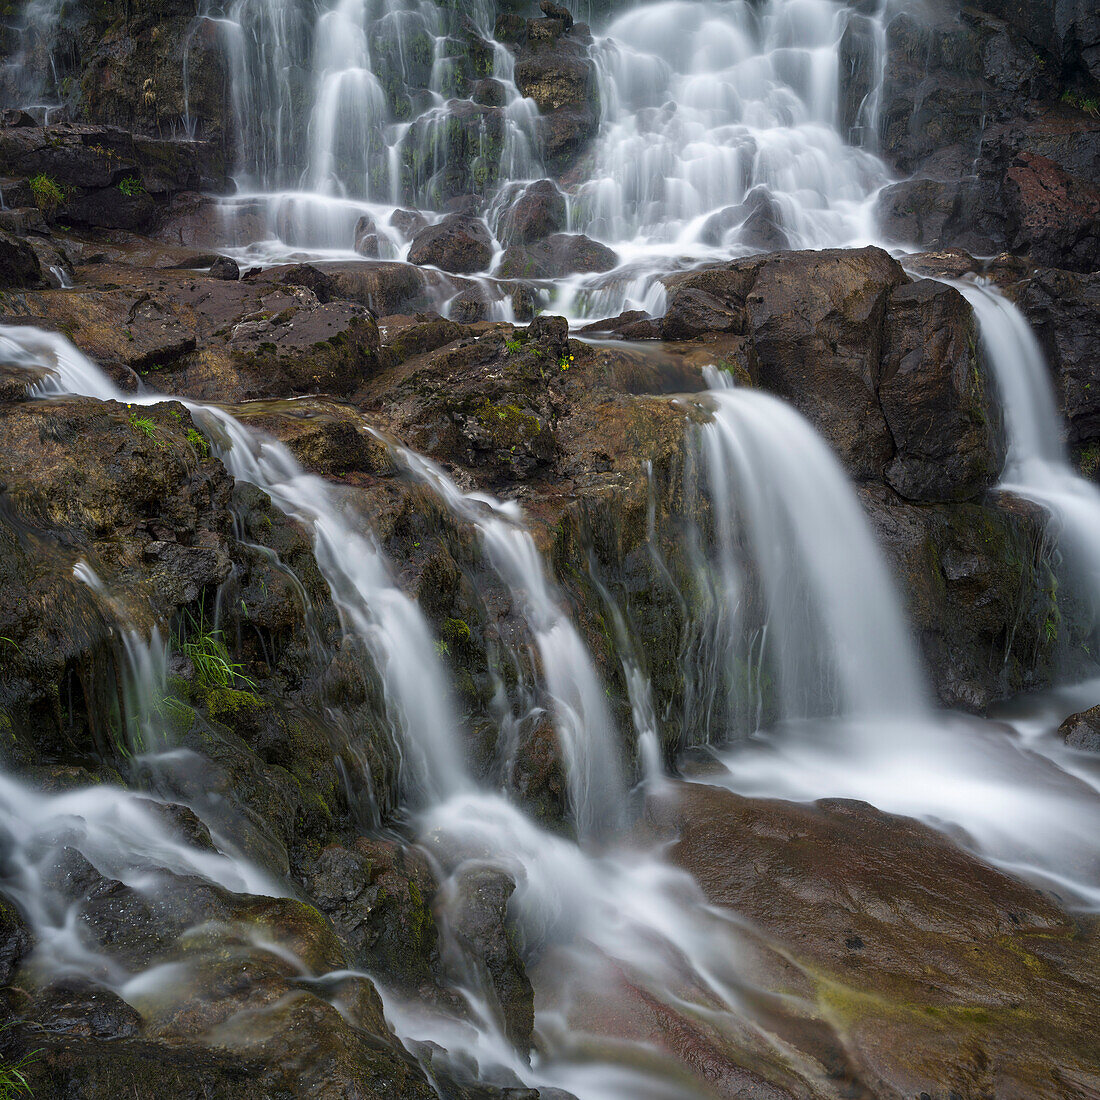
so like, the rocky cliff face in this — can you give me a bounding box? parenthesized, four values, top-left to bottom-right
(0, 1, 1098, 1098)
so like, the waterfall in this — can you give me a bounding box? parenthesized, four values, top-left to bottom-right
(387, 446, 628, 837)
(575, 0, 889, 250)
(954, 280, 1100, 624)
(691, 373, 927, 726)
(1, 323, 470, 807)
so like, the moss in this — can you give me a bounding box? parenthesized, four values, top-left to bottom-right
(203, 687, 266, 723)
(30, 173, 67, 215)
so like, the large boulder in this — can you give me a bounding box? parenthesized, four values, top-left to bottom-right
(497, 179, 567, 246)
(498, 232, 617, 279)
(879, 279, 1004, 502)
(408, 215, 494, 275)
(514, 21, 600, 173)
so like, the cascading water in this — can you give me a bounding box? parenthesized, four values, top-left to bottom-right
(208, 0, 543, 258)
(385, 445, 628, 837)
(955, 280, 1100, 627)
(575, 0, 888, 249)
(686, 375, 1100, 908)
(690, 371, 927, 726)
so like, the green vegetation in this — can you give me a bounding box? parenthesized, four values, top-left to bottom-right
(29, 173, 66, 215)
(505, 338, 523, 355)
(1079, 442, 1100, 480)
(117, 175, 146, 197)
(1061, 90, 1100, 116)
(178, 609, 255, 693)
(185, 428, 209, 457)
(559, 353, 574, 370)
(128, 412, 157, 438)
(0, 1029, 40, 1099)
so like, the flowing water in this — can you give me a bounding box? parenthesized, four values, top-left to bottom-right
(5, 0, 1100, 1093)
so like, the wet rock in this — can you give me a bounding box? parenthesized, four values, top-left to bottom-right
(658, 781, 1097, 1098)
(390, 208, 429, 240)
(499, 180, 567, 246)
(409, 215, 494, 275)
(207, 255, 239, 281)
(514, 31, 599, 173)
(660, 287, 745, 341)
(0, 893, 32, 985)
(879, 280, 1004, 502)
(1003, 151, 1100, 272)
(26, 981, 142, 1040)
(511, 717, 568, 823)
(327, 260, 439, 316)
(0, 228, 46, 288)
(354, 214, 383, 258)
(498, 233, 617, 279)
(450, 286, 491, 324)
(1016, 267, 1100, 449)
(540, 1, 574, 30)
(1060, 705, 1100, 751)
(446, 866, 534, 1053)
(304, 837, 443, 991)
(473, 78, 507, 108)
(0, 124, 226, 233)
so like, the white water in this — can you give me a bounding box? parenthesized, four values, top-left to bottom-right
(693, 373, 927, 724)
(1, 324, 468, 807)
(689, 375, 1100, 909)
(387, 445, 628, 837)
(955, 279, 1100, 624)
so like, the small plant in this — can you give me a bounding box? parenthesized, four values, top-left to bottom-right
(29, 173, 66, 215)
(117, 176, 146, 197)
(185, 427, 209, 457)
(1061, 89, 1100, 116)
(128, 411, 157, 438)
(559, 353, 574, 371)
(178, 609, 255, 692)
(505, 338, 523, 355)
(0, 1028, 40, 1099)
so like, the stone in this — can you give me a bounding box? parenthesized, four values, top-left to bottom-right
(1059, 704, 1100, 751)
(409, 215, 494, 275)
(353, 214, 383, 258)
(498, 233, 617, 279)
(447, 866, 534, 1052)
(207, 254, 239, 281)
(498, 179, 567, 246)
(880, 280, 1004, 502)
(0, 228, 45, 288)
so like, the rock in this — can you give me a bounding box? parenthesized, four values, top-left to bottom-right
(659, 287, 745, 341)
(498, 233, 616, 279)
(514, 33, 599, 173)
(498, 180, 567, 246)
(327, 261, 440, 316)
(738, 247, 907, 481)
(0, 893, 32, 985)
(1059, 705, 1100, 751)
(1003, 151, 1100, 272)
(409, 215, 494, 275)
(450, 286, 491, 324)
(1016, 267, 1100, 448)
(27, 981, 143, 1040)
(0, 228, 46, 288)
(391, 208, 429, 240)
(353, 214, 383, 258)
(839, 13, 879, 143)
(304, 837, 443, 991)
(445, 866, 534, 1052)
(207, 255, 239, 281)
(879, 280, 1004, 502)
(472, 79, 507, 108)
(656, 781, 1096, 1096)
(540, 1, 574, 30)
